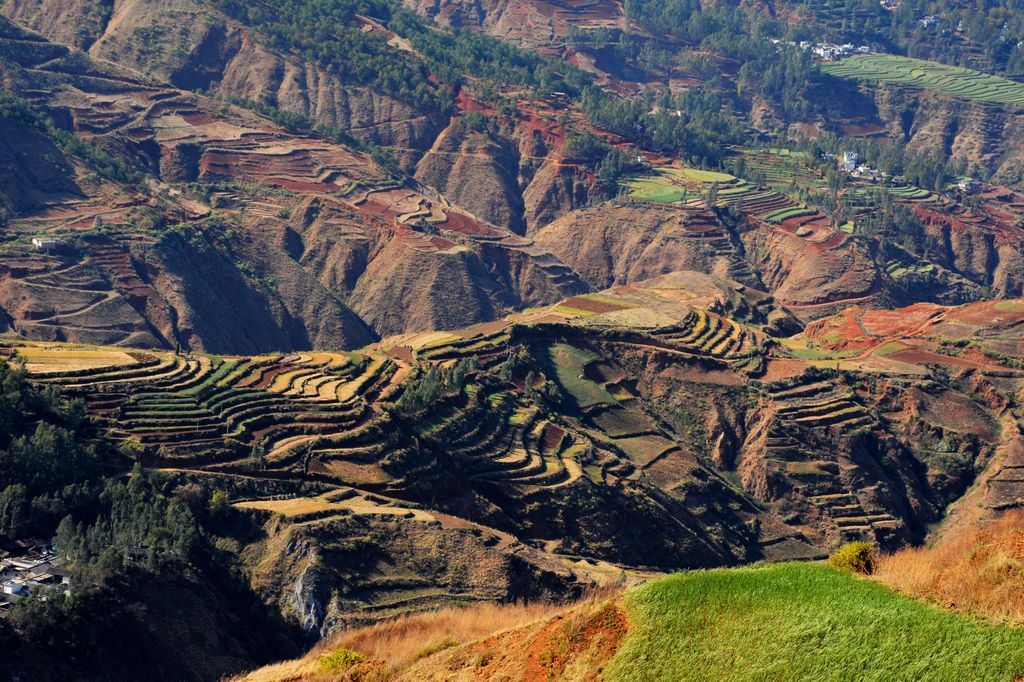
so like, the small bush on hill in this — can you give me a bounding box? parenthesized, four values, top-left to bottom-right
(318, 647, 366, 673)
(829, 541, 876, 575)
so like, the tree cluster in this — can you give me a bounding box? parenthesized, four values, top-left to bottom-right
(53, 470, 199, 585)
(394, 358, 476, 416)
(0, 361, 101, 540)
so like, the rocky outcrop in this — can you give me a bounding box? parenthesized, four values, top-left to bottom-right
(414, 116, 591, 236)
(739, 219, 902, 318)
(522, 158, 591, 234)
(146, 228, 378, 353)
(914, 206, 1024, 298)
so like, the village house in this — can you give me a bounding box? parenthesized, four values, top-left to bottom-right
(841, 151, 859, 172)
(30, 236, 66, 251)
(852, 164, 885, 182)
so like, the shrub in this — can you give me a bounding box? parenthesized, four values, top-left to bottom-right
(317, 647, 367, 673)
(829, 541, 876, 575)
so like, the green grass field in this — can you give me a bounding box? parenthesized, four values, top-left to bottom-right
(546, 343, 616, 409)
(995, 300, 1024, 313)
(623, 173, 688, 203)
(874, 341, 910, 357)
(822, 54, 1024, 108)
(605, 562, 1024, 681)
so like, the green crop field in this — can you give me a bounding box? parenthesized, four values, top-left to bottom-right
(995, 300, 1024, 313)
(822, 54, 1024, 108)
(736, 146, 826, 193)
(624, 167, 737, 203)
(764, 204, 815, 224)
(623, 173, 688, 203)
(605, 562, 1024, 681)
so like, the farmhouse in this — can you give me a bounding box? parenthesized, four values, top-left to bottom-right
(813, 44, 841, 60)
(852, 164, 884, 181)
(31, 237, 66, 251)
(958, 179, 981, 194)
(841, 151, 859, 172)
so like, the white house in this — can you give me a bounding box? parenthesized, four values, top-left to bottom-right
(31, 237, 65, 251)
(2, 581, 25, 595)
(842, 151, 859, 172)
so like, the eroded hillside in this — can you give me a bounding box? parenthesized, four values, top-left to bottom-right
(0, 16, 594, 351)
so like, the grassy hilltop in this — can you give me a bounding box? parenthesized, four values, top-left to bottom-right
(607, 563, 1024, 682)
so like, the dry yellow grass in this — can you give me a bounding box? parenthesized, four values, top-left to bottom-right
(236, 495, 341, 518)
(268, 368, 317, 394)
(875, 510, 1024, 624)
(16, 344, 138, 373)
(235, 492, 434, 522)
(337, 357, 384, 401)
(234, 600, 579, 682)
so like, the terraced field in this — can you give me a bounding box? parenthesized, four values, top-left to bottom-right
(750, 371, 909, 547)
(822, 54, 1024, 108)
(0, 18, 591, 352)
(623, 167, 736, 204)
(652, 308, 767, 373)
(1, 290, 784, 514)
(19, 337, 602, 501)
(736, 147, 826, 193)
(622, 165, 847, 248)
(13, 293, 1024, 578)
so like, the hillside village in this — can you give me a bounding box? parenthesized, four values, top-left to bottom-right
(0, 541, 70, 616)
